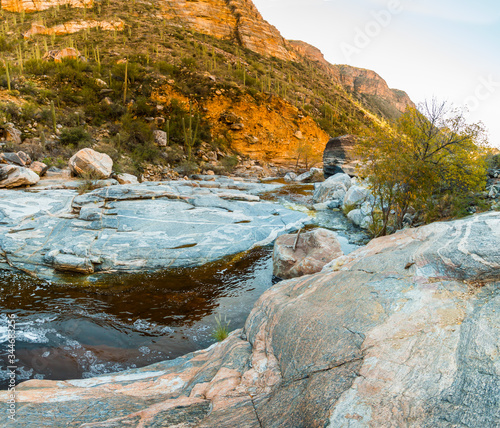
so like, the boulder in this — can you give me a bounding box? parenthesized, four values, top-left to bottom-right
(0, 165, 40, 188)
(312, 172, 352, 203)
(69, 148, 113, 179)
(153, 129, 168, 147)
(295, 167, 324, 183)
(7, 212, 500, 427)
(0, 123, 22, 145)
(323, 134, 357, 178)
(0, 151, 31, 166)
(343, 183, 372, 208)
(283, 172, 297, 182)
(115, 173, 139, 185)
(273, 228, 343, 279)
(30, 161, 49, 177)
(347, 208, 372, 229)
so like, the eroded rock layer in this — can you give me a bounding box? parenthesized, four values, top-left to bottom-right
(0, 179, 307, 280)
(0, 0, 93, 13)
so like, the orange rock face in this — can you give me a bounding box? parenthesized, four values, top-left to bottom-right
(152, 84, 329, 166)
(160, 0, 296, 61)
(24, 20, 124, 38)
(0, 0, 93, 13)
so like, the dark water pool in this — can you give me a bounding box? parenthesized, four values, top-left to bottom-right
(0, 247, 273, 388)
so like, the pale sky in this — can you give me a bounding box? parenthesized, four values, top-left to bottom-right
(253, 0, 500, 148)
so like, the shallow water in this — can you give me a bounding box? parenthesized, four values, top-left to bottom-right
(0, 180, 367, 388)
(0, 248, 273, 388)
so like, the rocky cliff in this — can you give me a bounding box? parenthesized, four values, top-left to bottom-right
(337, 64, 415, 116)
(0, 0, 92, 13)
(290, 40, 414, 117)
(4, 212, 499, 426)
(160, 0, 296, 61)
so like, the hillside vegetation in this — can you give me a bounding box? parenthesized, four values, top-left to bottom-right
(0, 0, 407, 176)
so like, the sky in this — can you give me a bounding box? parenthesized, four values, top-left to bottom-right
(252, 0, 500, 148)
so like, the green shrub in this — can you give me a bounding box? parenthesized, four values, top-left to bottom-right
(212, 314, 231, 342)
(59, 127, 92, 147)
(221, 155, 238, 173)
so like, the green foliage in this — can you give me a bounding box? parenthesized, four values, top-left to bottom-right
(220, 155, 238, 173)
(487, 153, 500, 169)
(357, 100, 488, 237)
(212, 314, 231, 342)
(59, 126, 92, 147)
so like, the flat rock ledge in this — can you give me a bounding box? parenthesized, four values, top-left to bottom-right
(0, 179, 308, 280)
(3, 212, 499, 427)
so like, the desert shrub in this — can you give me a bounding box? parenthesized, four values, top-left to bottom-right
(220, 155, 238, 172)
(59, 127, 92, 147)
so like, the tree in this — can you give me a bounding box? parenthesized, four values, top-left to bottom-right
(357, 100, 488, 237)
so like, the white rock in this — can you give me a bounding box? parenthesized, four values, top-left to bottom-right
(343, 184, 372, 208)
(312, 173, 352, 203)
(69, 148, 113, 179)
(116, 173, 139, 185)
(0, 165, 40, 188)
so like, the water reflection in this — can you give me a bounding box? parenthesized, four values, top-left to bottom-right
(0, 248, 272, 388)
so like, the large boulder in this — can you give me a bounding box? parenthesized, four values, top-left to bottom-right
(273, 228, 343, 279)
(343, 183, 372, 208)
(323, 134, 357, 178)
(0, 165, 40, 188)
(312, 172, 352, 203)
(6, 212, 500, 427)
(29, 161, 49, 177)
(69, 148, 113, 179)
(0, 151, 31, 166)
(294, 167, 324, 183)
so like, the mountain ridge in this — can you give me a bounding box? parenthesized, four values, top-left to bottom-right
(0, 0, 414, 173)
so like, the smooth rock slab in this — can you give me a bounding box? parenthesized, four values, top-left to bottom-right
(0, 180, 308, 280)
(4, 213, 499, 427)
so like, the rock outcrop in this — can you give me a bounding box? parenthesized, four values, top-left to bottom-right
(0, 123, 22, 145)
(23, 20, 124, 38)
(0, 165, 39, 188)
(273, 227, 343, 279)
(160, 0, 296, 61)
(323, 134, 359, 177)
(0, 178, 307, 280)
(337, 64, 415, 116)
(5, 212, 499, 426)
(43, 47, 84, 62)
(290, 40, 414, 117)
(68, 148, 113, 179)
(0, 0, 93, 13)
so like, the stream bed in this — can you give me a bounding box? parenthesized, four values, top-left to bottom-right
(0, 181, 368, 388)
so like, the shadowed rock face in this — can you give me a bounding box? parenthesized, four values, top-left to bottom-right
(4, 212, 499, 427)
(323, 134, 358, 178)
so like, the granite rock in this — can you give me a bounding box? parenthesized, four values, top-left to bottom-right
(4, 212, 499, 427)
(0, 179, 307, 280)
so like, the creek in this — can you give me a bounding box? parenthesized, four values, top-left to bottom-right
(0, 182, 367, 388)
